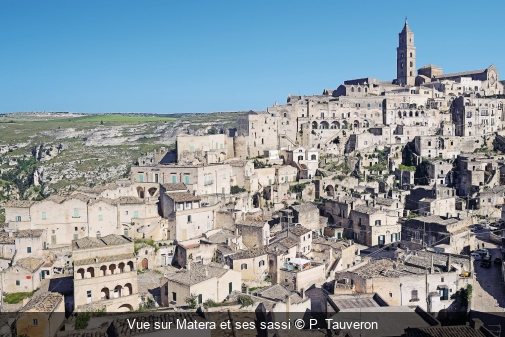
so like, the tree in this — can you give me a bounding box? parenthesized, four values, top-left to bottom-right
(237, 295, 254, 308)
(185, 295, 197, 309)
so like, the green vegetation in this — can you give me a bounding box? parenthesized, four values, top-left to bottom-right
(407, 213, 420, 219)
(185, 295, 198, 309)
(289, 183, 308, 194)
(398, 164, 416, 171)
(0, 157, 40, 199)
(3, 291, 34, 304)
(253, 159, 272, 169)
(365, 162, 387, 172)
(75, 312, 91, 330)
(230, 186, 247, 194)
(134, 238, 159, 254)
(460, 284, 473, 308)
(237, 295, 254, 308)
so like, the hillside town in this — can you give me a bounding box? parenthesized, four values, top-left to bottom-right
(2, 20, 505, 337)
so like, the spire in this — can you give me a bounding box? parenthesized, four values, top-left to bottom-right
(402, 17, 412, 33)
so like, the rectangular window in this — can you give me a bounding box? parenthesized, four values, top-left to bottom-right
(134, 211, 139, 218)
(154, 174, 159, 183)
(73, 209, 79, 218)
(73, 234, 78, 240)
(172, 292, 177, 301)
(16, 280, 20, 286)
(51, 235, 56, 245)
(185, 175, 190, 184)
(33, 319, 38, 326)
(198, 294, 203, 304)
(229, 282, 233, 294)
(223, 173, 226, 179)
(15, 216, 21, 222)
(74, 227, 78, 231)
(375, 220, 381, 226)
(190, 146, 194, 152)
(124, 229, 128, 236)
(42, 212, 46, 220)
(188, 215, 192, 223)
(87, 291, 91, 298)
(27, 247, 31, 253)
(98, 214, 103, 221)
(172, 175, 177, 183)
(139, 174, 144, 182)
(378, 235, 385, 245)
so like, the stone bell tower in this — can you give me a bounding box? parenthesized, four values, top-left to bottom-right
(396, 18, 416, 86)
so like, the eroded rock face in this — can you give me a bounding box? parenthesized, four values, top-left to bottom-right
(33, 143, 65, 162)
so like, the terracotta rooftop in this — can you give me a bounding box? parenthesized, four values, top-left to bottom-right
(162, 183, 187, 191)
(0, 231, 14, 244)
(74, 252, 136, 267)
(5, 200, 35, 208)
(286, 224, 311, 236)
(236, 220, 267, 228)
(290, 202, 318, 213)
(166, 192, 201, 203)
(114, 196, 144, 205)
(166, 262, 229, 286)
(353, 204, 380, 215)
(15, 229, 44, 238)
(15, 257, 45, 273)
(229, 247, 269, 260)
(73, 234, 132, 250)
(22, 292, 63, 312)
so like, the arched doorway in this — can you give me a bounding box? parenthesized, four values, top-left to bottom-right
(325, 185, 335, 197)
(137, 187, 145, 198)
(101, 287, 110, 300)
(141, 258, 148, 270)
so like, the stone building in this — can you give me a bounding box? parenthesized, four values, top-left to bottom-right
(335, 251, 472, 313)
(16, 292, 65, 337)
(235, 219, 270, 248)
(402, 215, 472, 254)
(72, 235, 138, 312)
(1, 257, 45, 293)
(161, 262, 241, 307)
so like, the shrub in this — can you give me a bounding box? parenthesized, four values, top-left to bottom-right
(185, 295, 198, 309)
(75, 312, 91, 330)
(230, 186, 246, 194)
(237, 295, 254, 308)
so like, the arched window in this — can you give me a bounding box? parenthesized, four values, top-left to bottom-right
(286, 121, 289, 125)
(411, 290, 418, 301)
(351, 87, 355, 92)
(311, 154, 317, 160)
(241, 263, 248, 270)
(259, 260, 265, 267)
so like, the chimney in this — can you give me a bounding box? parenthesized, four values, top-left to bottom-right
(470, 318, 483, 331)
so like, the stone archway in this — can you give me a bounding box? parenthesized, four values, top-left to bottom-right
(118, 304, 133, 312)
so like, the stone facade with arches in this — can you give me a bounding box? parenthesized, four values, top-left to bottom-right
(72, 234, 139, 312)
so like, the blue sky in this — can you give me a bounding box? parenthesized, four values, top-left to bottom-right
(0, 0, 504, 114)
